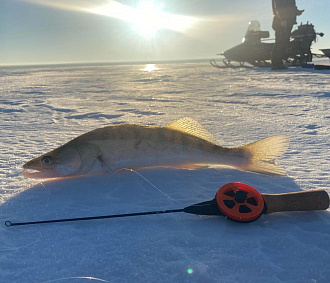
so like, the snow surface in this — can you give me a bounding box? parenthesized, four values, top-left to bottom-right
(0, 61, 330, 283)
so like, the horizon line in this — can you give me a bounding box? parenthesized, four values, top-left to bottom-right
(0, 58, 213, 69)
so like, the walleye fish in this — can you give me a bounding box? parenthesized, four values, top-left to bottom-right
(23, 117, 289, 179)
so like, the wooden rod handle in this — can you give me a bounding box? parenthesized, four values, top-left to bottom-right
(262, 189, 329, 214)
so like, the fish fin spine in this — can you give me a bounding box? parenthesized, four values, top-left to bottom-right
(165, 117, 219, 145)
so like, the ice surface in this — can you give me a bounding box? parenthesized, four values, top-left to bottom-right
(0, 62, 329, 282)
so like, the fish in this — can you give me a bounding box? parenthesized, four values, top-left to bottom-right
(23, 117, 289, 179)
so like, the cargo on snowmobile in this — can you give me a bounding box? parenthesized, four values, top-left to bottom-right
(210, 20, 326, 68)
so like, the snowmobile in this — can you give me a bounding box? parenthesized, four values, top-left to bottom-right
(210, 20, 325, 68)
(320, 49, 330, 59)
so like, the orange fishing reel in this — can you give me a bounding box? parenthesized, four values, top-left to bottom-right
(216, 182, 265, 222)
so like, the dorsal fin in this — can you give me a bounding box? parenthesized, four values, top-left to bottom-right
(165, 117, 219, 145)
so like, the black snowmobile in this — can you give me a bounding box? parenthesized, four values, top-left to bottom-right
(210, 20, 326, 68)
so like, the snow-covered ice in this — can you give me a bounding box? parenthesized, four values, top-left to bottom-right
(0, 61, 329, 282)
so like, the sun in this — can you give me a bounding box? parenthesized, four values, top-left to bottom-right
(131, 1, 197, 37)
(132, 1, 165, 36)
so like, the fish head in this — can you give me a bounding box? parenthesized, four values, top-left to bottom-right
(23, 144, 83, 179)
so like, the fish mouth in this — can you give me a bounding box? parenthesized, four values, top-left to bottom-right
(23, 163, 59, 179)
(23, 169, 51, 179)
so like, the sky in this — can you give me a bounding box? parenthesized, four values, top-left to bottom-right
(0, 0, 329, 66)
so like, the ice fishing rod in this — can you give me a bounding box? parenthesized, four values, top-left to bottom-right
(5, 182, 329, 227)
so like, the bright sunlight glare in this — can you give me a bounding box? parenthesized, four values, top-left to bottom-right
(141, 64, 158, 72)
(133, 1, 165, 36)
(91, 1, 198, 36)
(21, 1, 198, 37)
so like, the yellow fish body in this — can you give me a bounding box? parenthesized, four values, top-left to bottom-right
(23, 117, 289, 178)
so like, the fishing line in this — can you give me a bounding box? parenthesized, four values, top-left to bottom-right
(0, 230, 42, 251)
(119, 168, 174, 200)
(100, 160, 172, 199)
(39, 181, 52, 210)
(40, 276, 110, 283)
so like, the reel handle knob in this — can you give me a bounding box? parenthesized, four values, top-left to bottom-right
(262, 189, 329, 214)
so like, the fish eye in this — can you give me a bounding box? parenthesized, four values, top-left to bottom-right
(41, 156, 53, 165)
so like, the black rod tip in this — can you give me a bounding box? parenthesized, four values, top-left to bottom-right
(5, 221, 12, 227)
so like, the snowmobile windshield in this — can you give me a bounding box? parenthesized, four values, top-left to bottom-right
(243, 20, 269, 43)
(246, 20, 261, 33)
(243, 20, 261, 42)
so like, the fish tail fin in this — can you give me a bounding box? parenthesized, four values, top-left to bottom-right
(239, 135, 290, 175)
